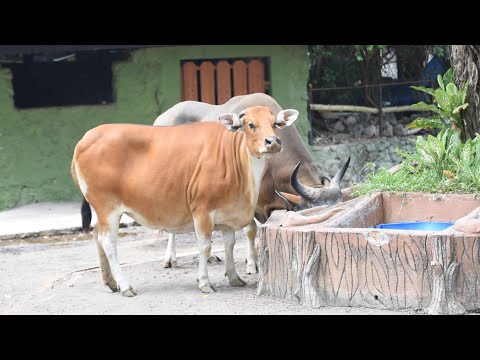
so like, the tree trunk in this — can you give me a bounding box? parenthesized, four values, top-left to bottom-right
(450, 45, 480, 140)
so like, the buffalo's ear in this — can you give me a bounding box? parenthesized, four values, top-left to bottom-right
(321, 176, 331, 187)
(275, 109, 299, 129)
(219, 113, 242, 132)
(275, 190, 302, 206)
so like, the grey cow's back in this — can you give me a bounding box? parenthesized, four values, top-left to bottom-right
(153, 93, 283, 126)
(153, 93, 320, 190)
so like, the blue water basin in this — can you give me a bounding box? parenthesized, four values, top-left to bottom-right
(375, 222, 454, 231)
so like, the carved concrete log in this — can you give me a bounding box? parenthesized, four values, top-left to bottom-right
(294, 242, 324, 308)
(258, 226, 480, 312)
(278, 207, 346, 227)
(427, 235, 466, 315)
(258, 195, 480, 313)
(256, 227, 270, 296)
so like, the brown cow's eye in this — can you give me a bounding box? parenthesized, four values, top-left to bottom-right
(249, 123, 256, 130)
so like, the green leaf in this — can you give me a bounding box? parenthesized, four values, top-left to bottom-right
(411, 102, 441, 113)
(453, 103, 469, 114)
(443, 68, 454, 86)
(446, 82, 459, 96)
(434, 88, 453, 112)
(406, 116, 444, 129)
(410, 85, 435, 96)
(437, 74, 445, 90)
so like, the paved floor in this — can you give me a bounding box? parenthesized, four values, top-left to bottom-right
(0, 202, 134, 239)
(0, 226, 414, 315)
(0, 202, 474, 315)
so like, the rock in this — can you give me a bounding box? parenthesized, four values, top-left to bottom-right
(333, 121, 346, 132)
(393, 124, 406, 136)
(366, 143, 377, 152)
(331, 133, 352, 144)
(363, 125, 377, 138)
(384, 113, 397, 126)
(382, 121, 393, 137)
(351, 124, 363, 138)
(358, 113, 371, 125)
(388, 164, 403, 174)
(334, 144, 350, 160)
(344, 115, 357, 126)
(322, 112, 342, 120)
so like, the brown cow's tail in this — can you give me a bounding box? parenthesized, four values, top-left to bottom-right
(71, 157, 92, 233)
(81, 197, 92, 233)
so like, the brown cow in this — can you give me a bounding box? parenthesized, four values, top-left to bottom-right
(71, 106, 298, 295)
(153, 93, 350, 272)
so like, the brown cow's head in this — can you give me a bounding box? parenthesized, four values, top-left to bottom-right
(276, 157, 351, 211)
(219, 106, 299, 158)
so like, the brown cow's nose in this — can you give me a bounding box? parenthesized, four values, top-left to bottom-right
(265, 136, 281, 146)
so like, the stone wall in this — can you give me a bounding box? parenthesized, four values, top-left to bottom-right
(309, 135, 418, 187)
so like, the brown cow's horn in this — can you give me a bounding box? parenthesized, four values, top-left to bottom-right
(290, 161, 318, 202)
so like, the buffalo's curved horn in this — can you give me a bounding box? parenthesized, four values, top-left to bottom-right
(290, 161, 318, 202)
(330, 157, 351, 189)
(291, 158, 351, 202)
(275, 189, 302, 206)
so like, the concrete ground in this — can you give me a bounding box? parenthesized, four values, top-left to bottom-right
(0, 202, 135, 239)
(0, 202, 419, 315)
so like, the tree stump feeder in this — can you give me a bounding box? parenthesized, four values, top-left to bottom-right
(257, 192, 480, 314)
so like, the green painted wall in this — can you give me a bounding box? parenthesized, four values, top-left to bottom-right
(0, 45, 309, 210)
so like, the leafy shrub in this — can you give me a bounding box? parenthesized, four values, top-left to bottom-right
(355, 128, 480, 195)
(407, 68, 469, 141)
(355, 68, 476, 195)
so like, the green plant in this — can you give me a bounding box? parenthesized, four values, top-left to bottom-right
(404, 127, 461, 178)
(407, 68, 469, 141)
(355, 127, 480, 195)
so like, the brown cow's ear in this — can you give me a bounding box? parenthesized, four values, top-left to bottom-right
(275, 109, 299, 129)
(219, 113, 242, 132)
(275, 190, 302, 206)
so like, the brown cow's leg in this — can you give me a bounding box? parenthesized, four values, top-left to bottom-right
(93, 227, 119, 292)
(96, 211, 138, 297)
(244, 220, 258, 274)
(164, 232, 221, 268)
(163, 233, 178, 268)
(193, 211, 216, 293)
(221, 228, 246, 287)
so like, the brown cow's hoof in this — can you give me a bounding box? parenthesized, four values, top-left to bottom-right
(199, 283, 216, 293)
(207, 254, 222, 264)
(229, 276, 247, 287)
(163, 259, 177, 268)
(121, 287, 138, 297)
(106, 283, 120, 292)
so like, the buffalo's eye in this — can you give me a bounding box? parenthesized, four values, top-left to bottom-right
(249, 123, 256, 130)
